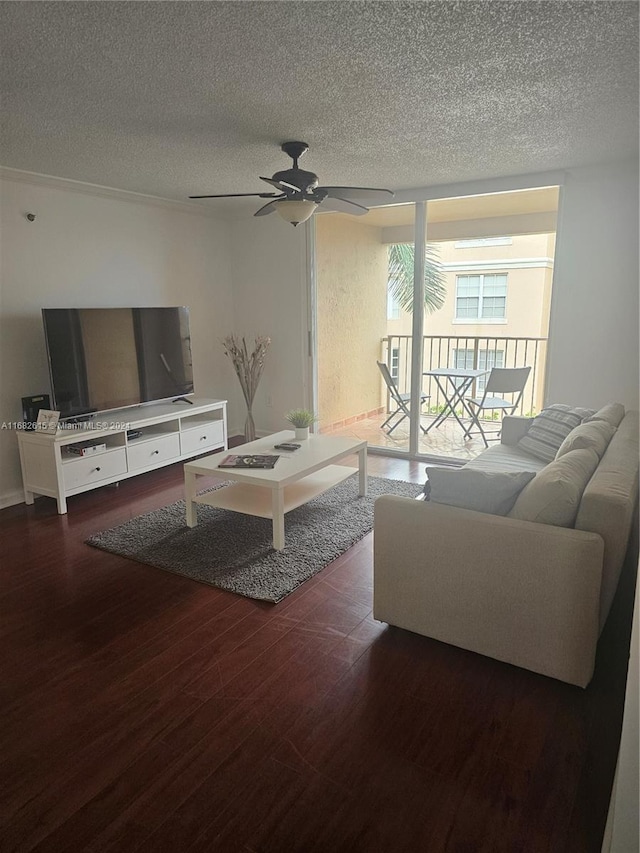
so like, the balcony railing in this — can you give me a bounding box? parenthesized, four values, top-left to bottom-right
(382, 334, 548, 418)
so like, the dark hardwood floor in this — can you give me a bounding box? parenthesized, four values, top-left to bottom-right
(1, 450, 637, 853)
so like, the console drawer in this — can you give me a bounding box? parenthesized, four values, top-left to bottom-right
(127, 433, 181, 471)
(63, 448, 127, 490)
(180, 421, 225, 455)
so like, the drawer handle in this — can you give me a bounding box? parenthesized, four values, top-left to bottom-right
(94, 467, 101, 473)
(200, 435, 207, 441)
(152, 450, 159, 455)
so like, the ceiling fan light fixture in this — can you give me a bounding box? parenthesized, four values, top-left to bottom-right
(273, 198, 317, 227)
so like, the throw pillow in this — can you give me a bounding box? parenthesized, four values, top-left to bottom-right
(555, 420, 616, 460)
(425, 467, 536, 516)
(508, 448, 600, 527)
(585, 402, 625, 428)
(517, 404, 595, 463)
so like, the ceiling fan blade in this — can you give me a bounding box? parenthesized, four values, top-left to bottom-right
(254, 199, 281, 217)
(189, 192, 280, 199)
(318, 186, 394, 200)
(259, 176, 302, 193)
(319, 196, 369, 216)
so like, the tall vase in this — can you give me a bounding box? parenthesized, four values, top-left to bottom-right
(244, 408, 256, 442)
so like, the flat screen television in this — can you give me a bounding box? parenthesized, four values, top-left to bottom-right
(42, 307, 194, 419)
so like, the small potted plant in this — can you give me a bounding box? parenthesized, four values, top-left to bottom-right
(285, 408, 317, 441)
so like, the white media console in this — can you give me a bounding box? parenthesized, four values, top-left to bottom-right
(16, 398, 227, 514)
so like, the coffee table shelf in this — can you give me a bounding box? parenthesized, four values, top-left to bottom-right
(193, 464, 358, 519)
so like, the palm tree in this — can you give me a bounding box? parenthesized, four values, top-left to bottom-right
(387, 243, 446, 314)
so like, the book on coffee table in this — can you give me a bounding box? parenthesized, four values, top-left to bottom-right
(218, 454, 280, 469)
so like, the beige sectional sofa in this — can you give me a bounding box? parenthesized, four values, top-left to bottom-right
(373, 404, 639, 687)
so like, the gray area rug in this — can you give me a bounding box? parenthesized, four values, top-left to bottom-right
(86, 475, 423, 603)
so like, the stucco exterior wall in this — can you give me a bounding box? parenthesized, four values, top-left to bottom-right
(388, 233, 555, 339)
(434, 269, 549, 338)
(315, 215, 389, 426)
(436, 233, 553, 263)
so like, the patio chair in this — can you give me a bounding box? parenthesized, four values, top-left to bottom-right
(463, 366, 531, 447)
(377, 361, 429, 435)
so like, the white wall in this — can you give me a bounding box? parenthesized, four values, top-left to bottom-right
(227, 214, 310, 436)
(547, 159, 639, 410)
(608, 569, 639, 853)
(0, 175, 235, 506)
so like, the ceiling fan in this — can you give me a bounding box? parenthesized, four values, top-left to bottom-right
(189, 141, 394, 226)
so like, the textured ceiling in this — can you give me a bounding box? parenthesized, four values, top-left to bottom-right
(1, 2, 638, 214)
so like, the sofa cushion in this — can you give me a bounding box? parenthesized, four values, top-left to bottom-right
(500, 416, 535, 446)
(465, 443, 547, 474)
(555, 420, 616, 460)
(516, 404, 595, 462)
(585, 402, 625, 428)
(425, 467, 536, 515)
(508, 448, 600, 527)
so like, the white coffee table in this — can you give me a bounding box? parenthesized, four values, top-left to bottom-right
(183, 431, 368, 550)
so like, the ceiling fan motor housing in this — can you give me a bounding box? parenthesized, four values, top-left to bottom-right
(272, 167, 319, 194)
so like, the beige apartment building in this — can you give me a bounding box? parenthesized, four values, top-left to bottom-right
(387, 233, 555, 340)
(385, 233, 554, 413)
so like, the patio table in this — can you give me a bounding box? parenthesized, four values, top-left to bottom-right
(422, 367, 490, 434)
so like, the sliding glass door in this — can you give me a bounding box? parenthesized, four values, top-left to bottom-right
(313, 185, 559, 463)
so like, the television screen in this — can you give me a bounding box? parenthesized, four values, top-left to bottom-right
(42, 307, 194, 418)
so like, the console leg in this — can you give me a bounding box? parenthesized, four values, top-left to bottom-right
(24, 490, 34, 506)
(56, 495, 67, 514)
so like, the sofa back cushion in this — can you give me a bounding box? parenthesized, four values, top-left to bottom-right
(508, 448, 600, 527)
(517, 404, 595, 462)
(555, 420, 616, 460)
(585, 402, 625, 428)
(465, 443, 547, 474)
(425, 467, 535, 515)
(575, 411, 639, 630)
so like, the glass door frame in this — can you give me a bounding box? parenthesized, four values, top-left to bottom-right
(407, 201, 426, 456)
(308, 169, 566, 461)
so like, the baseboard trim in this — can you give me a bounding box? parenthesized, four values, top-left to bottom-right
(1, 490, 25, 510)
(324, 407, 385, 432)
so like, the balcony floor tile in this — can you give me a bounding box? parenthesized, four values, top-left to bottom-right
(321, 413, 489, 462)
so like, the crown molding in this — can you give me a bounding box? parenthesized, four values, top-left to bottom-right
(0, 166, 228, 219)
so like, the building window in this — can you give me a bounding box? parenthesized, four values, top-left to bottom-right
(452, 348, 504, 391)
(387, 288, 401, 320)
(455, 274, 507, 320)
(390, 347, 400, 380)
